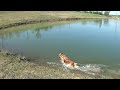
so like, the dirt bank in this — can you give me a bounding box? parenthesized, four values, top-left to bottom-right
(0, 11, 109, 30)
(0, 50, 95, 79)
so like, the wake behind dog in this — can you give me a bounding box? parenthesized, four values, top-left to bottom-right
(58, 53, 79, 69)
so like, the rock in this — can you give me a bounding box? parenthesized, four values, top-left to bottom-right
(6, 52, 10, 55)
(26, 58, 31, 61)
(20, 56, 26, 60)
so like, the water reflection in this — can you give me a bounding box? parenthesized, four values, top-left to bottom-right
(103, 19, 109, 25)
(81, 20, 88, 25)
(32, 29, 41, 39)
(0, 19, 119, 44)
(94, 19, 103, 29)
(0, 19, 118, 42)
(26, 31, 30, 40)
(0, 25, 55, 41)
(80, 19, 109, 29)
(115, 19, 118, 32)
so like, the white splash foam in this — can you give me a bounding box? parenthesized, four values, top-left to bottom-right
(47, 62, 105, 75)
(79, 64, 101, 72)
(72, 64, 103, 75)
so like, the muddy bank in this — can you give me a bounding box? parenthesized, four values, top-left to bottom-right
(0, 49, 95, 79)
(0, 17, 109, 30)
(0, 49, 118, 79)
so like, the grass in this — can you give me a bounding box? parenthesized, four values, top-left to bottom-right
(0, 11, 108, 29)
(0, 20, 77, 35)
(0, 50, 94, 79)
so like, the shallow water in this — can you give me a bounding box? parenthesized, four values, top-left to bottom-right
(0, 19, 120, 78)
(47, 62, 120, 79)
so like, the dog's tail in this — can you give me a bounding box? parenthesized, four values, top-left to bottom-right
(74, 63, 78, 65)
(74, 63, 79, 69)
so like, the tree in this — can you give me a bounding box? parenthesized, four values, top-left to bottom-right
(104, 11, 110, 16)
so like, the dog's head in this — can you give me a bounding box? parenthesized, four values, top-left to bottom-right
(58, 53, 63, 58)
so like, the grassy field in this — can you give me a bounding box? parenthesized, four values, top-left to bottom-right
(0, 11, 108, 29)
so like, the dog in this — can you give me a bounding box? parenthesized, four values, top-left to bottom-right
(58, 53, 79, 69)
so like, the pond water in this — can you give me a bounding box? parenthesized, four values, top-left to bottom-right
(0, 19, 120, 78)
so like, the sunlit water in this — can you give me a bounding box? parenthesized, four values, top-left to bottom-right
(0, 19, 120, 78)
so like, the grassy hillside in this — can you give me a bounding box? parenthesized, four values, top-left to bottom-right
(0, 11, 107, 29)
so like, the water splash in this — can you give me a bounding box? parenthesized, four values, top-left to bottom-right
(46, 61, 120, 78)
(47, 62, 103, 75)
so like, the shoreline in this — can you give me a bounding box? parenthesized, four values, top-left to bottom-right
(0, 11, 111, 30)
(1, 11, 119, 30)
(0, 49, 94, 79)
(0, 17, 110, 30)
(0, 49, 119, 79)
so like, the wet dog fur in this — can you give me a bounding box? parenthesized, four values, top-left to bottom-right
(58, 53, 79, 69)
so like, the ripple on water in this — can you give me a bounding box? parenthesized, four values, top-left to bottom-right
(46, 62, 120, 79)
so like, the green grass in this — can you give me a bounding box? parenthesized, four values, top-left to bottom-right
(0, 11, 107, 29)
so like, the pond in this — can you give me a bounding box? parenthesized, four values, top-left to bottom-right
(0, 19, 120, 78)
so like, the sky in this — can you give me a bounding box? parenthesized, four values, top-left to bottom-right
(109, 11, 120, 15)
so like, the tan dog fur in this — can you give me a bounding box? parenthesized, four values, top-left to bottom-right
(58, 53, 79, 69)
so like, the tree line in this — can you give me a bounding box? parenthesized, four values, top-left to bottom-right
(81, 11, 110, 16)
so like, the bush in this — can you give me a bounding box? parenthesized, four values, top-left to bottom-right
(98, 12, 103, 15)
(104, 11, 110, 16)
